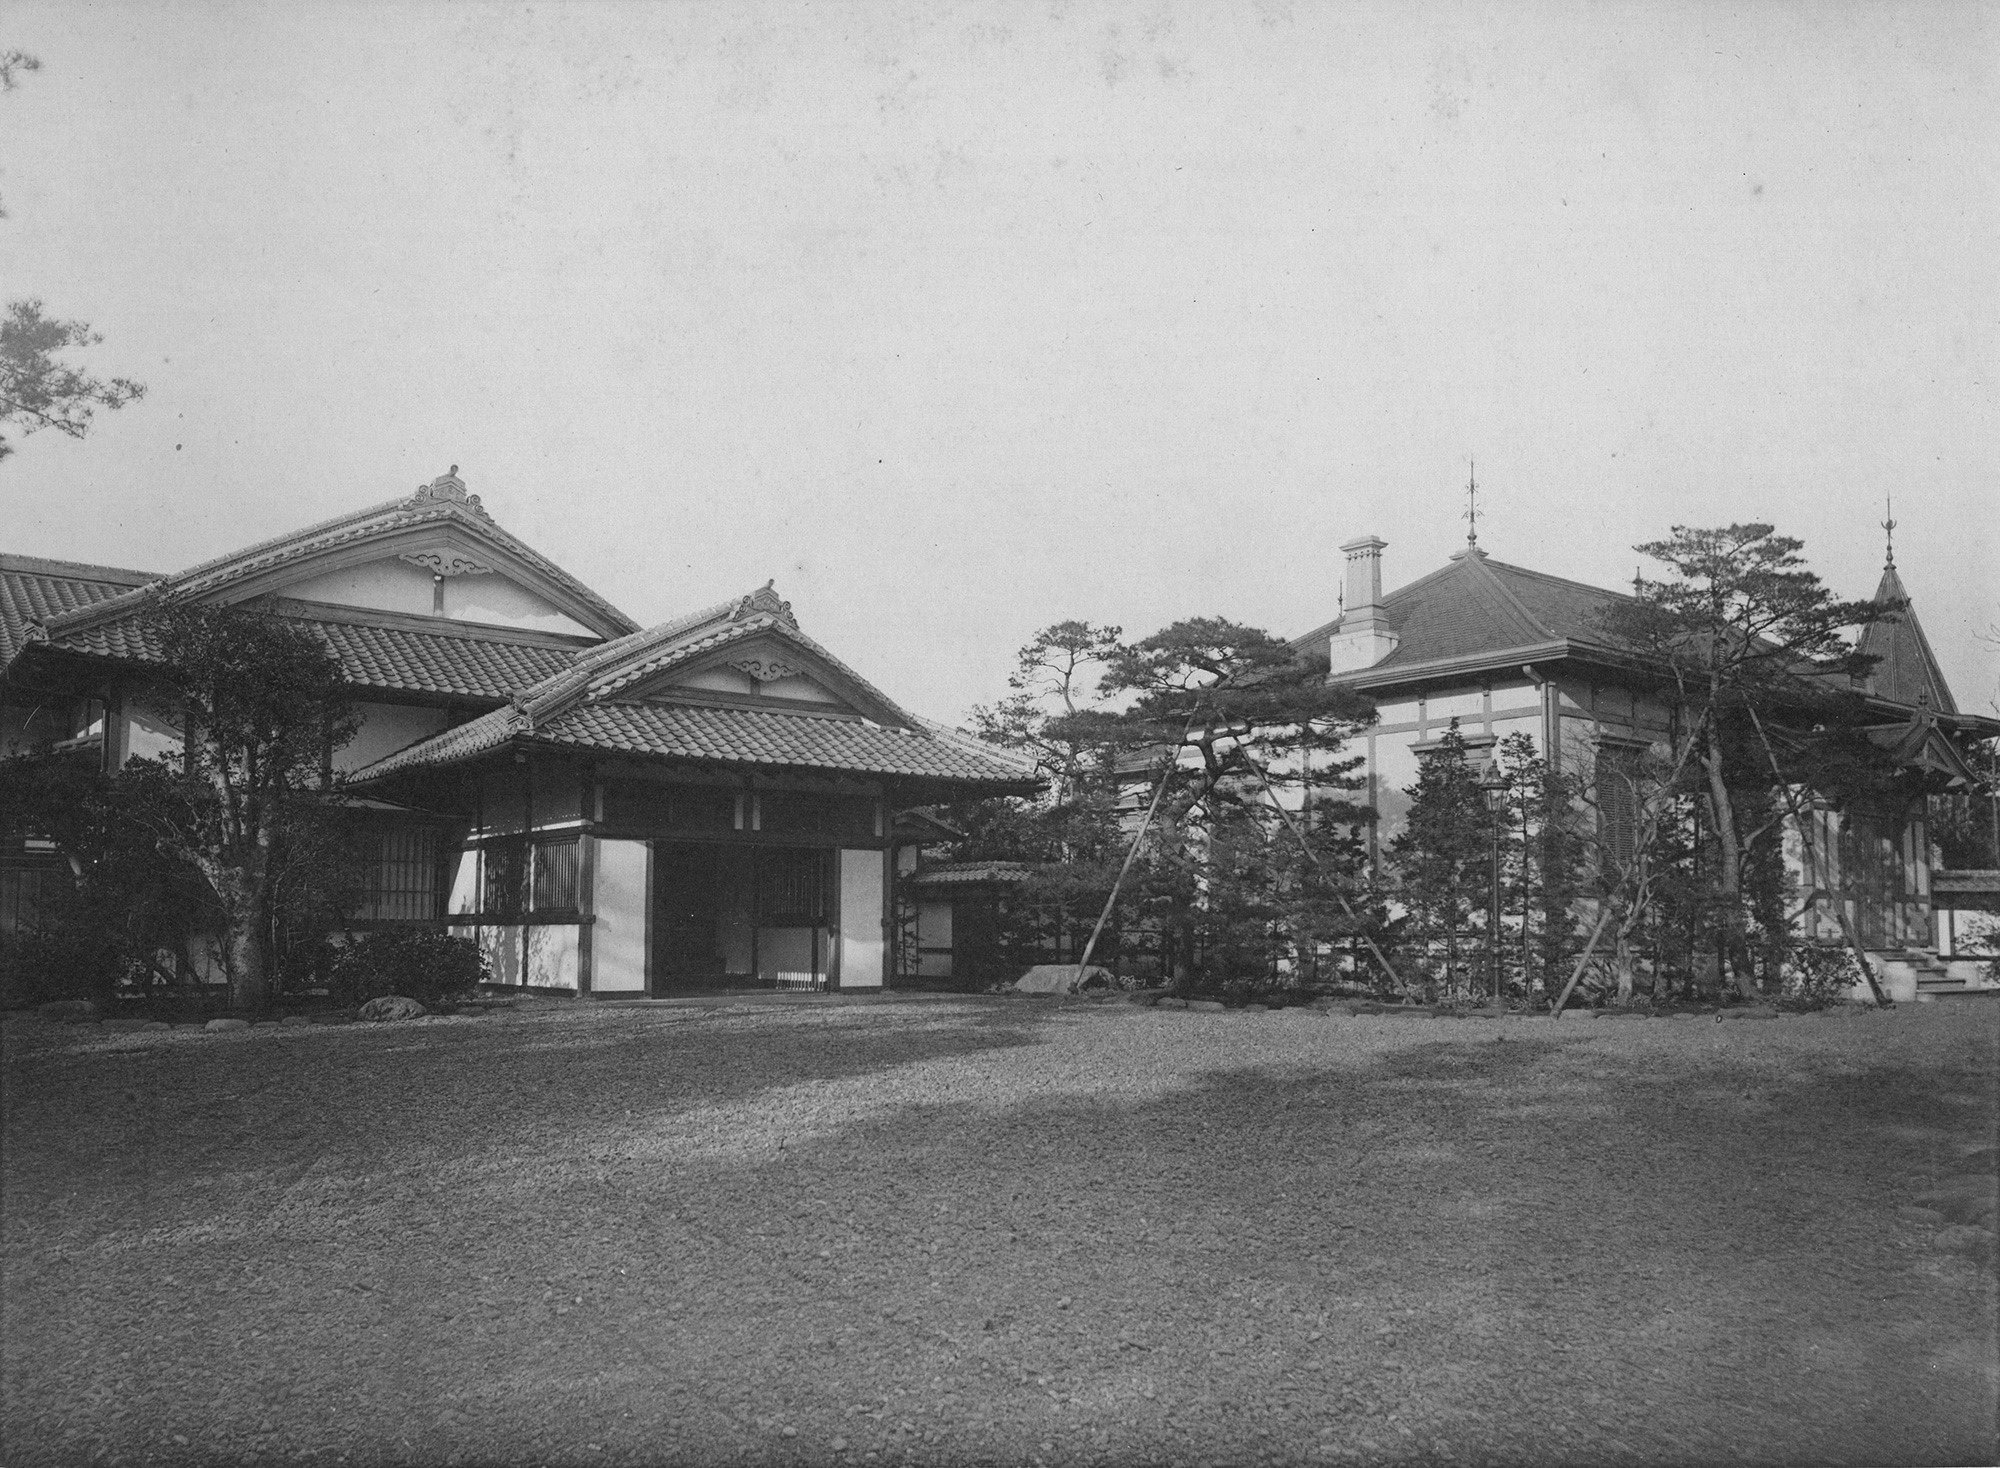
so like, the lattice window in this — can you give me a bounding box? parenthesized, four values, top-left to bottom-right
(757, 848, 827, 925)
(530, 837, 580, 913)
(481, 839, 526, 921)
(358, 827, 443, 922)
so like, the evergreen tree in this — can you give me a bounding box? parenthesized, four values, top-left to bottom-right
(1387, 723, 1490, 995)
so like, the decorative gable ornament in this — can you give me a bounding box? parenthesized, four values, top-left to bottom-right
(399, 549, 496, 578)
(406, 466, 492, 521)
(730, 655, 801, 683)
(729, 580, 797, 628)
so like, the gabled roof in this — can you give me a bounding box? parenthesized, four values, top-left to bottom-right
(1291, 546, 1635, 681)
(351, 583, 1040, 792)
(0, 553, 156, 668)
(30, 469, 639, 651)
(1855, 561, 1957, 715)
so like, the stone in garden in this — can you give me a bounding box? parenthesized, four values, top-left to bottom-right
(279, 1015, 312, 1027)
(1013, 964, 1113, 995)
(1155, 997, 1187, 1009)
(204, 1018, 249, 1032)
(38, 999, 100, 1022)
(1187, 999, 1227, 1012)
(359, 995, 428, 1021)
(145, 1021, 172, 1032)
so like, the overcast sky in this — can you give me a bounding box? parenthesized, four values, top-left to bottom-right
(4, 1, 1995, 723)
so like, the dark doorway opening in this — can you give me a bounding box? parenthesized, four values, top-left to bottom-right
(650, 842, 830, 992)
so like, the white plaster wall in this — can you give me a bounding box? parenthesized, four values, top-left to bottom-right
(479, 925, 524, 987)
(761, 673, 838, 703)
(838, 848, 887, 988)
(444, 574, 593, 636)
(592, 839, 649, 992)
(1426, 691, 1486, 723)
(1369, 732, 1424, 848)
(337, 702, 450, 774)
(447, 850, 481, 916)
(527, 924, 580, 991)
(287, 558, 436, 616)
(676, 666, 761, 696)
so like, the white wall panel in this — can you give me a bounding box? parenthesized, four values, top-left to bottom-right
(838, 848, 886, 989)
(592, 839, 649, 992)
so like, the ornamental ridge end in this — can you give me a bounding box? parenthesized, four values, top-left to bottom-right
(729, 579, 796, 628)
(407, 465, 492, 521)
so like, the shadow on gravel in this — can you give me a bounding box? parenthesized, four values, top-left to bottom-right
(3, 1007, 1994, 1468)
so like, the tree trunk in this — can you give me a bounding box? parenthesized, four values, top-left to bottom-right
(206, 858, 273, 1015)
(1613, 936, 1635, 1005)
(225, 916, 268, 1015)
(1702, 726, 1759, 999)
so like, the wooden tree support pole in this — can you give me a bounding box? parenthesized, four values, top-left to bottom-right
(1548, 903, 1617, 1016)
(1746, 707, 1892, 1008)
(1243, 754, 1405, 990)
(1069, 728, 1189, 994)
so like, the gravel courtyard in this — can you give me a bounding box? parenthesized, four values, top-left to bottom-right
(3, 995, 1995, 1468)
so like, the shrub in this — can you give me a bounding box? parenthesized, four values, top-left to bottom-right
(1780, 944, 1861, 1011)
(328, 930, 487, 1007)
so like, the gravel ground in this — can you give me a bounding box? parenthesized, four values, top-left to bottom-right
(3, 995, 1995, 1468)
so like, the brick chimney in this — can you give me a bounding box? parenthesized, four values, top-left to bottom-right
(1327, 535, 1399, 674)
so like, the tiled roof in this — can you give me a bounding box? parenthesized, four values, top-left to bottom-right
(36, 605, 577, 703)
(907, 860, 1035, 886)
(1293, 549, 1635, 678)
(350, 582, 1042, 792)
(0, 554, 156, 667)
(1856, 562, 1957, 715)
(357, 700, 1038, 787)
(36, 473, 640, 653)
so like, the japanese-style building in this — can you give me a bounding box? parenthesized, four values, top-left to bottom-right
(1292, 528, 2000, 999)
(0, 469, 1036, 997)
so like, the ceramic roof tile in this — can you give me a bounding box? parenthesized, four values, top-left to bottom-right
(44, 610, 575, 702)
(0, 555, 156, 666)
(355, 700, 1037, 788)
(907, 860, 1035, 886)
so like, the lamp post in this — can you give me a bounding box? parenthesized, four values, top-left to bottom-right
(1479, 768, 1509, 1002)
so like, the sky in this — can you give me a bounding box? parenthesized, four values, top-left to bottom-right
(3, 0, 1995, 724)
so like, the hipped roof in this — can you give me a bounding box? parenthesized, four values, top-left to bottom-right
(1291, 546, 1634, 681)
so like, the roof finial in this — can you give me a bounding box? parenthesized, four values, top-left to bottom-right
(1463, 459, 1479, 547)
(1882, 496, 1896, 567)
